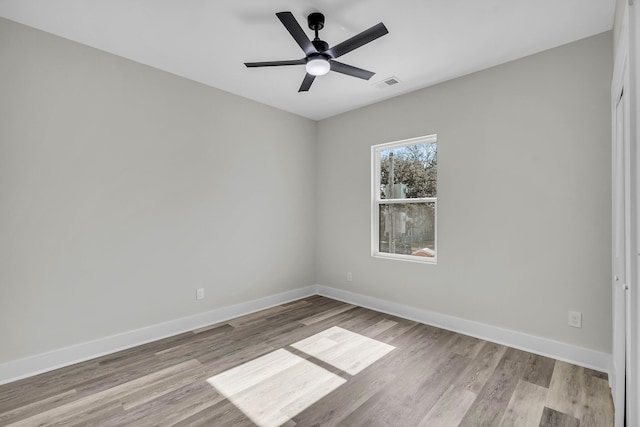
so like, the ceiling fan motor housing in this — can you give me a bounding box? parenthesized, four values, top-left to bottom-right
(312, 39, 329, 53)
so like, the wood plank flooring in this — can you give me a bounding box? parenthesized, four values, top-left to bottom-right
(0, 296, 614, 426)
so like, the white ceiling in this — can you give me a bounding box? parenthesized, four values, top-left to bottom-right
(0, 0, 615, 120)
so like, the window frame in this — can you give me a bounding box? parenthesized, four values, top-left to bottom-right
(371, 134, 438, 264)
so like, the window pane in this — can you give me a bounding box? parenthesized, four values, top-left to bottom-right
(378, 202, 435, 257)
(379, 143, 437, 199)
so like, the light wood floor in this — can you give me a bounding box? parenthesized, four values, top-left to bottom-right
(0, 296, 613, 426)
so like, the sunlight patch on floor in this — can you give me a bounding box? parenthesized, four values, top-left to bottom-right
(291, 326, 395, 375)
(207, 349, 345, 427)
(207, 327, 395, 427)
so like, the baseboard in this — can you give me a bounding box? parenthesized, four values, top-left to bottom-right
(0, 286, 316, 385)
(0, 284, 613, 386)
(315, 284, 613, 375)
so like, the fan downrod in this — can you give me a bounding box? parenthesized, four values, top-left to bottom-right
(308, 13, 328, 52)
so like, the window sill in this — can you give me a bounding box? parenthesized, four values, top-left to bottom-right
(372, 253, 437, 264)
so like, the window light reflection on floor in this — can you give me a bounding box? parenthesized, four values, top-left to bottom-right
(291, 326, 395, 375)
(207, 327, 395, 427)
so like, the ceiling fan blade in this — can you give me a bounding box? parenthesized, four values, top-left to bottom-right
(245, 59, 306, 67)
(326, 23, 388, 59)
(330, 60, 375, 80)
(298, 73, 316, 92)
(276, 12, 317, 56)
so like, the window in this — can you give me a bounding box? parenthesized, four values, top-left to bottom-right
(372, 135, 437, 263)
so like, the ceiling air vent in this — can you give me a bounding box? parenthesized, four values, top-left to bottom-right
(374, 76, 400, 89)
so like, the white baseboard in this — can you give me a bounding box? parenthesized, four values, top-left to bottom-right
(0, 284, 613, 386)
(0, 286, 316, 385)
(315, 285, 613, 375)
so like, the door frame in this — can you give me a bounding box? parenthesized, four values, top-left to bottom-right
(612, 6, 634, 426)
(612, 3, 640, 426)
(630, 1, 640, 424)
(612, 24, 629, 427)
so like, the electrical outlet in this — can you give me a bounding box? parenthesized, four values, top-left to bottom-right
(196, 288, 205, 301)
(568, 311, 582, 328)
(347, 272, 353, 282)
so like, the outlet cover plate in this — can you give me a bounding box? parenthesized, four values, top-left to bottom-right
(568, 311, 582, 328)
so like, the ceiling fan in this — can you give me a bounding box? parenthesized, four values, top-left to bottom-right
(244, 11, 389, 92)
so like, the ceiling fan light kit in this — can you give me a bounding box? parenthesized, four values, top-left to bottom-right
(306, 58, 330, 76)
(244, 11, 389, 92)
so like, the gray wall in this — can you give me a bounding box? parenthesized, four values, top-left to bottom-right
(0, 18, 317, 363)
(316, 32, 613, 352)
(0, 16, 613, 365)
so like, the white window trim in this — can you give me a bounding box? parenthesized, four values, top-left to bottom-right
(371, 134, 438, 264)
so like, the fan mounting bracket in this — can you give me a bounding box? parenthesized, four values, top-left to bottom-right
(308, 13, 325, 31)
